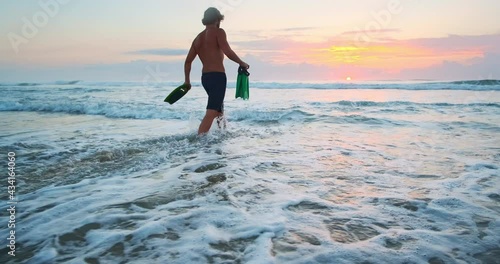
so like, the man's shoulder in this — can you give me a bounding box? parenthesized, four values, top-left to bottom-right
(196, 30, 206, 37)
(194, 30, 206, 42)
(216, 28, 226, 37)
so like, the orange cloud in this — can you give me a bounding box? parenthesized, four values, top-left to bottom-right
(235, 35, 488, 74)
(300, 41, 484, 71)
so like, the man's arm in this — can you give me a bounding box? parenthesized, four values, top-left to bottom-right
(217, 29, 249, 68)
(184, 40, 197, 85)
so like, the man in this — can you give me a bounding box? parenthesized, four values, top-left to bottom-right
(183, 7, 249, 135)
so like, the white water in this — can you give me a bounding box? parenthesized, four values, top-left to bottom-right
(0, 83, 499, 263)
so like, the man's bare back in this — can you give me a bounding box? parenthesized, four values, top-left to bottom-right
(194, 28, 225, 73)
(188, 26, 248, 75)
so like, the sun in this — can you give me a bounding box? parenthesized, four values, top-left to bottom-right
(346, 76, 352, 81)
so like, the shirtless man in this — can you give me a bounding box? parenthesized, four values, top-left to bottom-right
(183, 7, 249, 135)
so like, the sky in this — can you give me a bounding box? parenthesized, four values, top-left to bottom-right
(0, 0, 499, 82)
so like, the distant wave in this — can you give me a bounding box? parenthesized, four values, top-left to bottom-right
(448, 79, 500, 86)
(17, 82, 41, 86)
(231, 109, 411, 126)
(0, 80, 81, 87)
(54, 80, 81, 85)
(1, 79, 499, 90)
(246, 80, 500, 91)
(335, 100, 500, 108)
(0, 101, 189, 120)
(1, 100, 498, 122)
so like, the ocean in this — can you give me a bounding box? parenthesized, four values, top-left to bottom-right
(0, 80, 499, 264)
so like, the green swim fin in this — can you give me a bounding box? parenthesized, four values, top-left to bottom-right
(164, 83, 191, 104)
(235, 66, 250, 100)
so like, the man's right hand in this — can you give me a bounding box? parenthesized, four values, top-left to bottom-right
(240, 62, 250, 69)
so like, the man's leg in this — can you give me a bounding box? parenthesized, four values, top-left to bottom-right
(198, 109, 220, 135)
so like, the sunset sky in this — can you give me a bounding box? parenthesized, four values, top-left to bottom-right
(1, 0, 499, 82)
